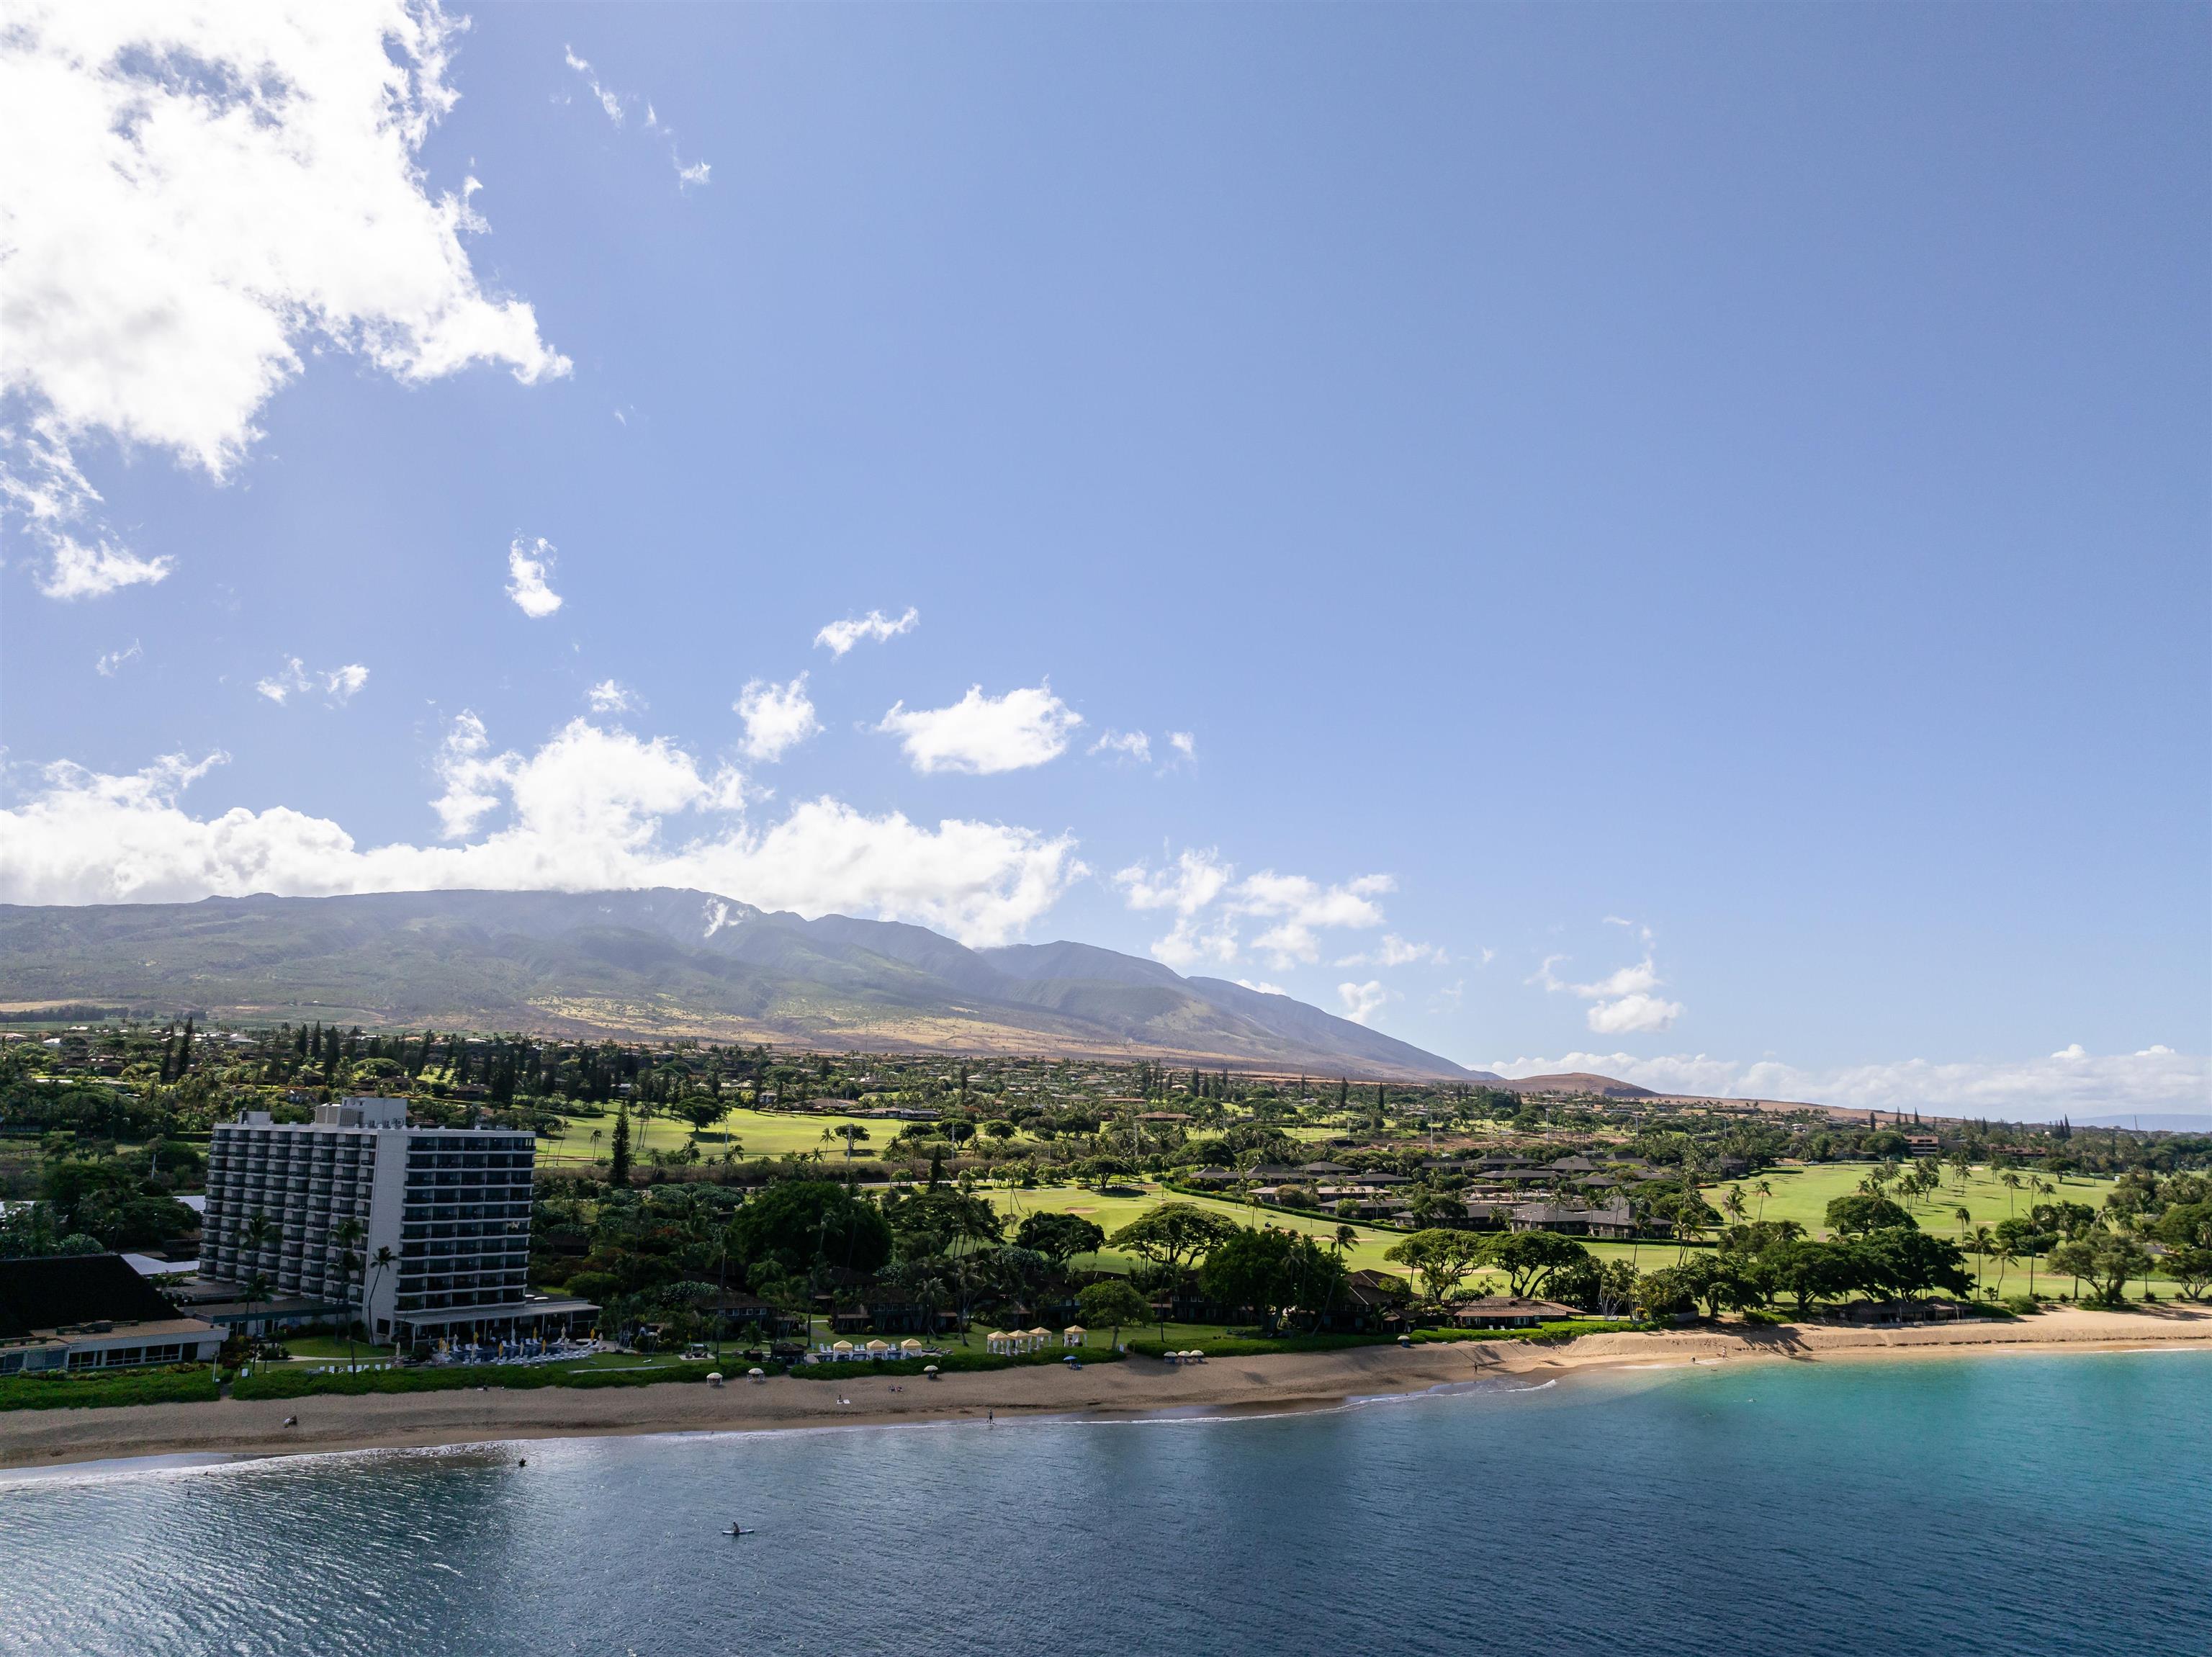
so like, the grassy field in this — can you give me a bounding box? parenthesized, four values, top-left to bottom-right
(539, 1105, 902, 1167)
(984, 1182, 1422, 1276)
(1696, 1161, 2118, 1241)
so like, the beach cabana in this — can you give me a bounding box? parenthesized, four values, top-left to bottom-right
(832, 1339, 855, 1361)
(1026, 1326, 1051, 1352)
(1062, 1324, 1086, 1348)
(900, 1339, 925, 1357)
(865, 1339, 890, 1360)
(747, 1367, 766, 1383)
(986, 1330, 1012, 1355)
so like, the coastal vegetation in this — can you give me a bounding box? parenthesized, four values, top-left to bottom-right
(0, 1019, 2204, 1409)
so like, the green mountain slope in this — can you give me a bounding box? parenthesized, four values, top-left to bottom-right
(0, 889, 1486, 1080)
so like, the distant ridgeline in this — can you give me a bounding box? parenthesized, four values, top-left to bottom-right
(0, 889, 1492, 1080)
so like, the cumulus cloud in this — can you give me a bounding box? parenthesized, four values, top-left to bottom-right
(254, 657, 369, 707)
(815, 607, 918, 657)
(1091, 730, 1152, 765)
(1168, 732, 1196, 762)
(1114, 849, 1395, 969)
(734, 674, 821, 763)
(586, 679, 640, 714)
(877, 684, 1081, 775)
(1338, 981, 1392, 1025)
(1339, 935, 1449, 969)
(1534, 923, 1684, 1033)
(94, 639, 142, 678)
(1, 2, 567, 591)
(36, 536, 173, 601)
(1237, 871, 1395, 968)
(1487, 1048, 2211, 1121)
(506, 536, 564, 618)
(1113, 848, 1239, 967)
(0, 718, 1085, 946)
(1235, 979, 1288, 997)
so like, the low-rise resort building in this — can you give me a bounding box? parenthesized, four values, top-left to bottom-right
(0, 1253, 223, 1375)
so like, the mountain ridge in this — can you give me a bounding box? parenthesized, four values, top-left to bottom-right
(0, 888, 1498, 1082)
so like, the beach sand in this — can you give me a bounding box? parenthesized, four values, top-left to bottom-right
(4, 1305, 2206, 1472)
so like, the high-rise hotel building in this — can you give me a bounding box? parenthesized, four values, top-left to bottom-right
(199, 1097, 580, 1345)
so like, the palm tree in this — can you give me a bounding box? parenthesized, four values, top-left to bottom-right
(1954, 1205, 1972, 1241)
(1990, 1240, 2016, 1299)
(1722, 1186, 1748, 1224)
(331, 1217, 366, 1370)
(241, 1272, 273, 1349)
(1753, 1180, 1773, 1222)
(2000, 1172, 2024, 1216)
(1969, 1226, 1995, 1297)
(365, 1246, 396, 1351)
(1333, 1223, 1359, 1261)
(590, 1127, 603, 1163)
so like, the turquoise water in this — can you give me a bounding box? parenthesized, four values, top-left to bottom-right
(2, 1352, 2206, 1656)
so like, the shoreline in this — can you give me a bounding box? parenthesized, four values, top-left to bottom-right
(4, 1306, 2206, 1476)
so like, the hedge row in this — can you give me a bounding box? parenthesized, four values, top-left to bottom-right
(1124, 1321, 1642, 1360)
(230, 1360, 729, 1401)
(0, 1365, 220, 1411)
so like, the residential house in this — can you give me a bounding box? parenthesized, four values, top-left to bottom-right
(1507, 1200, 1636, 1239)
(1449, 1295, 1583, 1329)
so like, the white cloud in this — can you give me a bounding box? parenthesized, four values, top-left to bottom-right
(94, 639, 142, 677)
(1338, 934, 1449, 968)
(1238, 871, 1394, 968)
(1116, 849, 1232, 915)
(1113, 850, 1395, 969)
(1168, 731, 1196, 762)
(877, 684, 1081, 775)
(1114, 848, 1237, 967)
(562, 42, 710, 188)
(1583, 992, 1682, 1035)
(1, 3, 567, 589)
(37, 536, 172, 601)
(814, 607, 918, 657)
(1337, 980, 1392, 1025)
(563, 45, 624, 125)
(254, 657, 369, 707)
(1534, 925, 1685, 1033)
(586, 679, 640, 714)
(1487, 1047, 2211, 1121)
(0, 718, 1086, 946)
(734, 674, 821, 763)
(1235, 979, 1287, 997)
(506, 536, 564, 619)
(1091, 730, 1152, 765)
(2050, 1043, 2087, 1060)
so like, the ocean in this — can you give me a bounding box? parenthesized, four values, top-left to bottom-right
(2, 1350, 2206, 1656)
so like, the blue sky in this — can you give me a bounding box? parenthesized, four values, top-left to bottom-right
(2, 4, 2206, 1117)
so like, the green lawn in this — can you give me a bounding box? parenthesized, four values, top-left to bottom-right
(1697, 1161, 2118, 1241)
(277, 1336, 395, 1362)
(984, 1182, 1423, 1277)
(539, 1105, 907, 1167)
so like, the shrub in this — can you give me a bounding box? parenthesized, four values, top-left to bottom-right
(230, 1360, 731, 1401)
(0, 1364, 220, 1411)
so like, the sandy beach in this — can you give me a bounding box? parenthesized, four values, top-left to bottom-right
(4, 1305, 2206, 1473)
